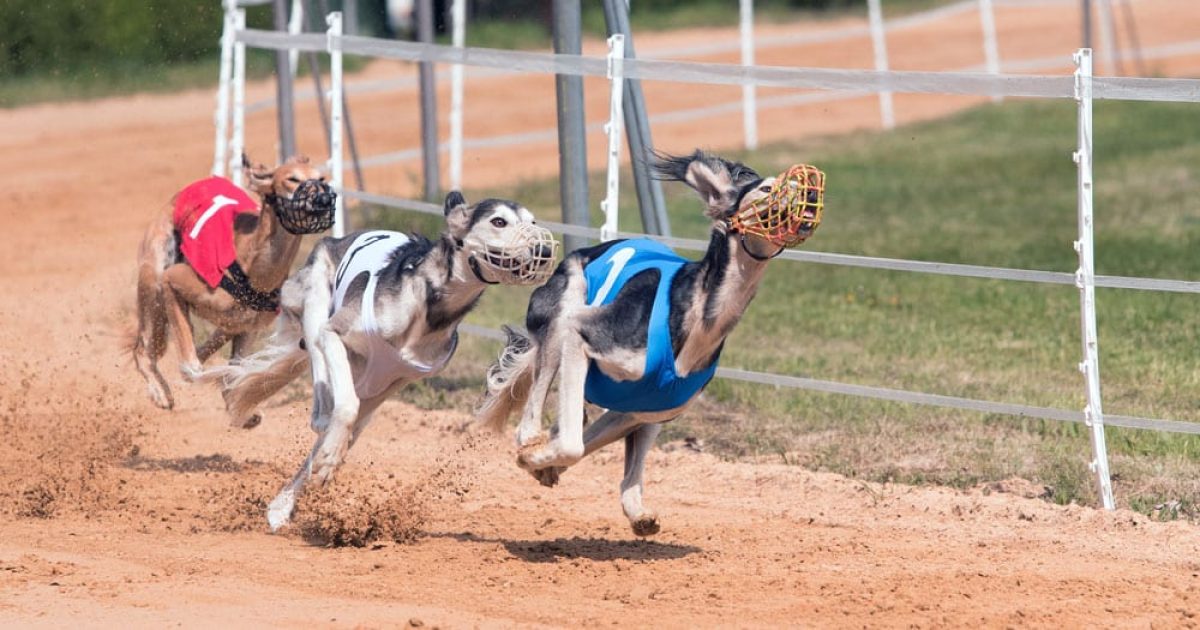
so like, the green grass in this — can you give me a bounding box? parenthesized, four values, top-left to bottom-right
(357, 98, 1200, 518)
(3, 0, 958, 106)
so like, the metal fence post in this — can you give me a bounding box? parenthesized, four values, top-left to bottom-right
(1073, 48, 1115, 510)
(602, 0, 670, 238)
(601, 35, 626, 243)
(272, 0, 298, 161)
(416, 0, 441, 202)
(328, 12, 346, 237)
(553, 0, 590, 253)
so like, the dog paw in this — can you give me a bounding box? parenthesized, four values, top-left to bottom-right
(179, 362, 204, 383)
(529, 466, 563, 487)
(147, 384, 174, 410)
(232, 413, 261, 430)
(515, 435, 549, 471)
(267, 491, 296, 532)
(630, 513, 661, 537)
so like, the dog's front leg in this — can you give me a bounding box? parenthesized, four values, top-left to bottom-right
(518, 330, 588, 472)
(195, 330, 230, 364)
(301, 254, 336, 433)
(267, 436, 324, 532)
(620, 422, 663, 537)
(265, 328, 358, 531)
(309, 327, 360, 486)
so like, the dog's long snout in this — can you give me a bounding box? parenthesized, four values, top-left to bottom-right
(314, 190, 336, 207)
(533, 243, 555, 260)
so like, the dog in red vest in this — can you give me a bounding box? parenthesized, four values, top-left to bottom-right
(129, 155, 335, 415)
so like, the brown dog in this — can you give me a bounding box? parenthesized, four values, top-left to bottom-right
(129, 155, 334, 412)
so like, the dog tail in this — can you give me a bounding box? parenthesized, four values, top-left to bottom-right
(475, 325, 537, 433)
(205, 319, 310, 426)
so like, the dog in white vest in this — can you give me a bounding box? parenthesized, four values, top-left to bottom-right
(211, 191, 558, 530)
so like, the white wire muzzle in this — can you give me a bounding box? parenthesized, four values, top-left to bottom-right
(464, 222, 560, 286)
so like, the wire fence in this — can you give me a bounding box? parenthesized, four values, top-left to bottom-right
(220, 7, 1200, 507)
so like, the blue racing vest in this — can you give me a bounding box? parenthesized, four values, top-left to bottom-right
(582, 239, 720, 412)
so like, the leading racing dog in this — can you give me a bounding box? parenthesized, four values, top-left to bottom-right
(476, 150, 826, 536)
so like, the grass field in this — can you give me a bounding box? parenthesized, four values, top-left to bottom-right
(362, 98, 1200, 519)
(3, 1, 954, 108)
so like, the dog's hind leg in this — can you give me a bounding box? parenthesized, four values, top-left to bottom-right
(514, 342, 560, 448)
(161, 264, 205, 380)
(517, 328, 589, 472)
(133, 274, 174, 409)
(620, 422, 663, 537)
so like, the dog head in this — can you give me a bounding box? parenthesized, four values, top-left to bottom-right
(246, 155, 336, 234)
(654, 150, 825, 255)
(443, 191, 559, 286)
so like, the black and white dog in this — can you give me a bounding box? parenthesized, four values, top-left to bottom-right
(213, 192, 558, 530)
(477, 150, 825, 536)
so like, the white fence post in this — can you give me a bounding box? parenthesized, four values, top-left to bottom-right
(449, 0, 467, 192)
(328, 11, 346, 238)
(212, 0, 236, 177)
(977, 0, 1002, 103)
(866, 0, 895, 130)
(1073, 48, 1115, 511)
(601, 34, 626, 243)
(739, 0, 758, 150)
(229, 8, 247, 186)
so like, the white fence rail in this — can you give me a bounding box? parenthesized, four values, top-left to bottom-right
(216, 9, 1200, 509)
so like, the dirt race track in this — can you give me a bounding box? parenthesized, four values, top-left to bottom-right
(4, 1, 1200, 626)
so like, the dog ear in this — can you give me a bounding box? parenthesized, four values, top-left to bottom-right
(443, 190, 470, 239)
(653, 150, 747, 219)
(245, 156, 274, 196)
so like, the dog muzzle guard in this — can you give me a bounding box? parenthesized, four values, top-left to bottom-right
(730, 163, 826, 248)
(464, 222, 560, 286)
(269, 179, 337, 235)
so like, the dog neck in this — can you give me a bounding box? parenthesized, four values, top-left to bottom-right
(420, 236, 489, 336)
(234, 197, 304, 292)
(672, 226, 771, 373)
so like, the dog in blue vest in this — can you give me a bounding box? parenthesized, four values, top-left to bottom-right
(477, 150, 826, 536)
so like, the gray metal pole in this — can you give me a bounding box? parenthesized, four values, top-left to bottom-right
(344, 0, 358, 35)
(602, 0, 670, 237)
(416, 0, 441, 201)
(316, 0, 365, 191)
(1082, 0, 1093, 49)
(553, 0, 590, 253)
(273, 0, 297, 161)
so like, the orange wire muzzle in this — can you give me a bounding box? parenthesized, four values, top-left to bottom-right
(730, 164, 826, 248)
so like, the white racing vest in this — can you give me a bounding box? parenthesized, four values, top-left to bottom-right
(331, 231, 456, 399)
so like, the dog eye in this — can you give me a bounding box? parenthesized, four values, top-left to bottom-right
(758, 185, 772, 193)
(491, 217, 508, 228)
(288, 176, 301, 183)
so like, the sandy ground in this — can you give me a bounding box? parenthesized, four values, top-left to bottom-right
(3, 1, 1200, 626)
